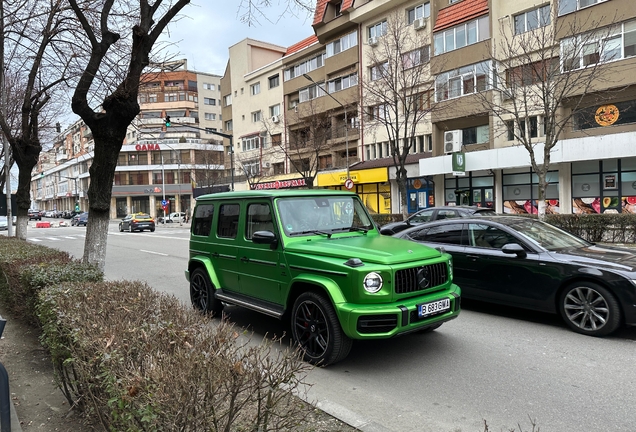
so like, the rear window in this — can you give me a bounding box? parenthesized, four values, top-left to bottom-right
(135, 213, 151, 219)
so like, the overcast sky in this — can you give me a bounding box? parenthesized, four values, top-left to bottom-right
(160, 2, 316, 76)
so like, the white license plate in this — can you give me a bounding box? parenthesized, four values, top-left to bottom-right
(418, 298, 450, 318)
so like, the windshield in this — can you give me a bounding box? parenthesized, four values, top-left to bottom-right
(277, 196, 374, 236)
(506, 218, 592, 251)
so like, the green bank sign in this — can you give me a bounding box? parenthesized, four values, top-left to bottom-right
(452, 152, 465, 176)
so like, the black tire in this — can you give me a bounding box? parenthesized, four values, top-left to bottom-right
(129, 224, 133, 233)
(119, 223, 123, 232)
(189, 268, 223, 315)
(291, 292, 352, 366)
(559, 281, 621, 337)
(150, 228, 155, 232)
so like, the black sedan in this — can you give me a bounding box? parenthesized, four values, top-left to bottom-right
(380, 205, 495, 235)
(394, 216, 636, 337)
(119, 213, 155, 232)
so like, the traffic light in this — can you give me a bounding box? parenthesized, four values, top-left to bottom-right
(164, 116, 171, 127)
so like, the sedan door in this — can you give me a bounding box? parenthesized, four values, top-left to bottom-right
(463, 222, 554, 310)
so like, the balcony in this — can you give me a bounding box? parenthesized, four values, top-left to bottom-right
(56, 152, 68, 162)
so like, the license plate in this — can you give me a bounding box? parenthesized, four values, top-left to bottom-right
(418, 298, 450, 318)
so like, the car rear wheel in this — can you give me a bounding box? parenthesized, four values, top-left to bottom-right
(291, 292, 352, 366)
(559, 282, 621, 337)
(150, 228, 155, 232)
(129, 224, 133, 233)
(119, 223, 123, 232)
(189, 268, 223, 315)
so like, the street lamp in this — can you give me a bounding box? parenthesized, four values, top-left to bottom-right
(303, 73, 350, 181)
(161, 144, 183, 225)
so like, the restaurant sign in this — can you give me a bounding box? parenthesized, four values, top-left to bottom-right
(251, 178, 307, 190)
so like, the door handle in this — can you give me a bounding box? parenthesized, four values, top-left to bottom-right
(211, 252, 219, 258)
(240, 256, 249, 262)
(466, 254, 480, 260)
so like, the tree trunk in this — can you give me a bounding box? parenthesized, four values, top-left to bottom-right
(11, 137, 41, 240)
(537, 171, 547, 221)
(396, 166, 408, 219)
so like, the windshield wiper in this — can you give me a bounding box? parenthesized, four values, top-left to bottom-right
(294, 230, 332, 238)
(331, 227, 370, 234)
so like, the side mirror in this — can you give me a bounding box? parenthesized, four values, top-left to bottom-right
(252, 230, 278, 249)
(502, 243, 526, 258)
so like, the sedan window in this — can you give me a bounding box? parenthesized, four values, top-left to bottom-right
(409, 209, 434, 223)
(436, 210, 458, 220)
(408, 223, 465, 245)
(469, 223, 522, 249)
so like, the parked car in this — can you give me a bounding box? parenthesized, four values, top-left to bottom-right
(158, 212, 185, 223)
(119, 213, 155, 232)
(187, 190, 461, 365)
(28, 209, 41, 221)
(71, 212, 89, 226)
(394, 215, 636, 337)
(0, 216, 7, 230)
(380, 205, 496, 235)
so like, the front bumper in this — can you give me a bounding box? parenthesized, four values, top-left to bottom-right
(335, 284, 461, 339)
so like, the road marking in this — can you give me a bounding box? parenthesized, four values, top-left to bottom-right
(43, 237, 60, 241)
(63, 236, 78, 239)
(28, 238, 42, 242)
(140, 249, 169, 256)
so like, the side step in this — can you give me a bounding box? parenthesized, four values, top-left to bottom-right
(215, 289, 285, 319)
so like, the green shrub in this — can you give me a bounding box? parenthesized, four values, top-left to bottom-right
(38, 280, 314, 431)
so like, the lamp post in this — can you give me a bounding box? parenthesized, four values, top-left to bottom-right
(303, 73, 349, 181)
(161, 144, 183, 225)
(161, 154, 166, 223)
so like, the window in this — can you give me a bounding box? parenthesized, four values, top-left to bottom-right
(148, 94, 157, 103)
(242, 135, 261, 151)
(268, 74, 280, 89)
(193, 204, 214, 237)
(433, 15, 489, 55)
(204, 113, 216, 120)
(246, 203, 273, 239)
(217, 204, 239, 238)
(205, 127, 217, 134)
(558, 0, 608, 16)
(462, 125, 489, 145)
(402, 46, 430, 69)
(435, 61, 492, 101)
(225, 120, 233, 131)
(299, 83, 326, 102)
(506, 59, 557, 87)
(370, 62, 388, 81)
(505, 120, 515, 140)
(469, 224, 520, 249)
(514, 5, 550, 35)
(562, 19, 636, 71)
(269, 104, 281, 117)
(325, 30, 358, 58)
(327, 73, 358, 93)
(250, 82, 261, 95)
(407, 3, 431, 24)
(203, 83, 215, 91)
(251, 111, 262, 122)
(406, 223, 465, 245)
(573, 99, 636, 130)
(368, 104, 388, 121)
(284, 52, 326, 80)
(529, 116, 538, 138)
(204, 97, 216, 105)
(368, 21, 387, 40)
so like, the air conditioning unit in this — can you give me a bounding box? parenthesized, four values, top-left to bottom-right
(265, 162, 271, 167)
(368, 37, 378, 47)
(413, 18, 426, 30)
(444, 130, 462, 153)
(271, 115, 279, 123)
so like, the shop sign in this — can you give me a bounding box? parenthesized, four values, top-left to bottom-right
(595, 105, 619, 127)
(452, 152, 466, 176)
(251, 178, 307, 190)
(134, 143, 161, 151)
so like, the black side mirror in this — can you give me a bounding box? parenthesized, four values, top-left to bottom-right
(252, 230, 279, 249)
(502, 243, 526, 258)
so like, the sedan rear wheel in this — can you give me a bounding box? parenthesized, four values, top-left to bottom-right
(189, 268, 223, 315)
(291, 292, 352, 366)
(559, 282, 621, 337)
(119, 223, 123, 232)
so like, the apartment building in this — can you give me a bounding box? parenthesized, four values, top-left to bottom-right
(31, 60, 225, 219)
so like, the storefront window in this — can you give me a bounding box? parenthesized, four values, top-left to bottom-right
(503, 169, 559, 214)
(571, 159, 636, 214)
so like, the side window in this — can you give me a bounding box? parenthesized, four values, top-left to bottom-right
(192, 204, 214, 237)
(217, 204, 240, 238)
(469, 223, 521, 249)
(410, 209, 434, 223)
(246, 203, 274, 239)
(436, 210, 458, 220)
(409, 223, 465, 245)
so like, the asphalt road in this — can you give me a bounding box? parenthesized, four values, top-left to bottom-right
(14, 220, 636, 432)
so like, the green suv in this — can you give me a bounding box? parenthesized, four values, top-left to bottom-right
(186, 190, 460, 365)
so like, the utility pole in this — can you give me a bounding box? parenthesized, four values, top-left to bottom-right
(0, 13, 12, 237)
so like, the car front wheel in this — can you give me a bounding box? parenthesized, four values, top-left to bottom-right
(119, 223, 123, 232)
(291, 292, 352, 366)
(129, 224, 133, 233)
(559, 282, 621, 337)
(189, 268, 223, 315)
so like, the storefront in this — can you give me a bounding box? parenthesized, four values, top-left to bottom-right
(317, 167, 391, 214)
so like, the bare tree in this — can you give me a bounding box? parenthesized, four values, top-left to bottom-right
(0, 0, 77, 239)
(477, 8, 629, 219)
(363, 11, 438, 218)
(192, 139, 225, 188)
(68, 0, 190, 269)
(237, 0, 313, 26)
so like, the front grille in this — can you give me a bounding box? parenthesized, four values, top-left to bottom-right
(357, 314, 398, 334)
(395, 262, 448, 294)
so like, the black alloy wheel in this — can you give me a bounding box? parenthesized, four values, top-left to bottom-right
(560, 282, 621, 337)
(189, 268, 223, 315)
(291, 292, 352, 366)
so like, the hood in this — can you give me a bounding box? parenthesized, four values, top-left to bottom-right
(551, 245, 636, 273)
(284, 234, 442, 265)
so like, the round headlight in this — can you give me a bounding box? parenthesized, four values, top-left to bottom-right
(363, 272, 383, 293)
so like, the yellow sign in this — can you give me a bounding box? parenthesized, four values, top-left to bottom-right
(317, 168, 388, 187)
(595, 104, 619, 127)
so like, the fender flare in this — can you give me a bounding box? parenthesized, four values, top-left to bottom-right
(188, 256, 222, 288)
